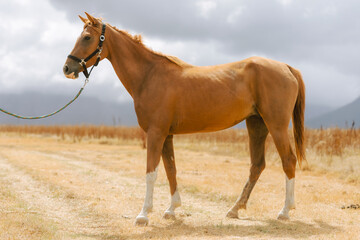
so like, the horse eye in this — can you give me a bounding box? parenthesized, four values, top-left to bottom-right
(84, 36, 91, 40)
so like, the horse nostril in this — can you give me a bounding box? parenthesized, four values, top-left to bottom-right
(63, 64, 69, 74)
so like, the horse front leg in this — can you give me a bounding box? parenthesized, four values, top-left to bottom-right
(135, 129, 167, 226)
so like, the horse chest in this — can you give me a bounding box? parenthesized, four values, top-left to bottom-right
(133, 98, 173, 131)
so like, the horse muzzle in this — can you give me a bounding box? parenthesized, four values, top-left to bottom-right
(63, 64, 79, 79)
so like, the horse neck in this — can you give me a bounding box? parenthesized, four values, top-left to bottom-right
(106, 26, 158, 98)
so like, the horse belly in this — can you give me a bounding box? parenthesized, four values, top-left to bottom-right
(171, 92, 254, 134)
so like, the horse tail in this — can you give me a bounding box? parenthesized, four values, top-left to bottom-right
(288, 65, 306, 168)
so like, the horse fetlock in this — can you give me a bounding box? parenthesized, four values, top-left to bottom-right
(238, 202, 247, 209)
(147, 202, 153, 209)
(143, 204, 153, 213)
(173, 200, 181, 208)
(172, 190, 181, 208)
(289, 202, 296, 210)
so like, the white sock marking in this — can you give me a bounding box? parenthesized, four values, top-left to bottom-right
(165, 189, 181, 217)
(136, 167, 158, 221)
(285, 175, 295, 209)
(278, 175, 295, 219)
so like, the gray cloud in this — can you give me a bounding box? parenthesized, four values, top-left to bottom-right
(51, 1, 360, 52)
(1, 0, 359, 108)
(49, 0, 360, 106)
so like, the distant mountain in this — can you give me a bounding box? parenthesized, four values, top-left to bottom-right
(0, 92, 138, 126)
(306, 96, 360, 128)
(305, 104, 335, 121)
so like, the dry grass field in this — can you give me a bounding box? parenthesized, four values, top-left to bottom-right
(0, 126, 359, 239)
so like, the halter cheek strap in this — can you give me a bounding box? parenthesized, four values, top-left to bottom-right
(68, 23, 106, 78)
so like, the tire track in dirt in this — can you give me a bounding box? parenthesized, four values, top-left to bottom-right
(30, 148, 232, 222)
(0, 144, 233, 239)
(0, 151, 122, 239)
(1, 137, 358, 239)
(0, 144, 233, 227)
(31, 147, 285, 240)
(49, 147, 359, 240)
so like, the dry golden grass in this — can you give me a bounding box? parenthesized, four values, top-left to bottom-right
(1, 125, 358, 183)
(0, 125, 359, 239)
(0, 125, 146, 144)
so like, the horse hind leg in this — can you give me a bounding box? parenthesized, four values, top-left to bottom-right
(227, 115, 269, 218)
(268, 126, 297, 220)
(162, 135, 181, 219)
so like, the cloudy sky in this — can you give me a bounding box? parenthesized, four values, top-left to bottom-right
(0, 0, 359, 108)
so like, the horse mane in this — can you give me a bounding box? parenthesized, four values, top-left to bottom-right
(110, 25, 193, 68)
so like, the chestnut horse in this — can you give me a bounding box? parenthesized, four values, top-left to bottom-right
(64, 13, 305, 225)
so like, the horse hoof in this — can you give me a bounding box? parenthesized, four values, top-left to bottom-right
(277, 212, 290, 220)
(163, 210, 176, 220)
(135, 215, 149, 226)
(226, 209, 239, 219)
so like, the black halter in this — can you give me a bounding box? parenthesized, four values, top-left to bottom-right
(68, 23, 106, 78)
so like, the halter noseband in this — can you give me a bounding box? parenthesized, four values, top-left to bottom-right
(67, 23, 106, 79)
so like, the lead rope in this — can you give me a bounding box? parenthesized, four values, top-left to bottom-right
(0, 78, 89, 120)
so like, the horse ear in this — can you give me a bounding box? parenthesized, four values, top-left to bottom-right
(85, 12, 98, 25)
(78, 15, 87, 24)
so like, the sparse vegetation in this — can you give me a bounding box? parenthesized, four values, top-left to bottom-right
(1, 125, 359, 152)
(0, 125, 359, 239)
(0, 125, 146, 144)
(0, 125, 358, 181)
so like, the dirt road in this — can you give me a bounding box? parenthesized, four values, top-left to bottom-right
(0, 134, 359, 239)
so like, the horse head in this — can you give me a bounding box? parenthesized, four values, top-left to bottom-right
(63, 12, 108, 79)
